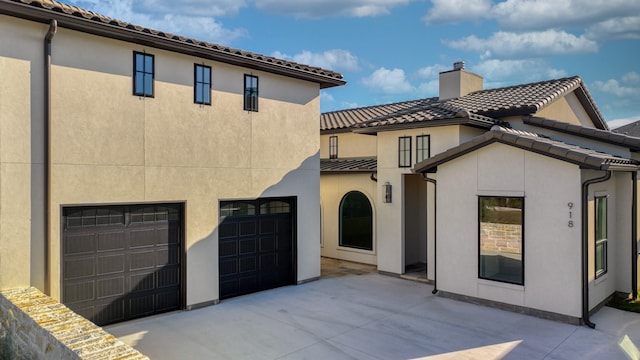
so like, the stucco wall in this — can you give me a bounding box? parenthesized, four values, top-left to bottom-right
(436, 142, 584, 317)
(320, 132, 376, 159)
(0, 17, 323, 308)
(320, 173, 377, 264)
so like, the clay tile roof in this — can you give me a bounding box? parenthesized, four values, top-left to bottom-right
(2, 0, 345, 89)
(320, 157, 377, 173)
(413, 125, 639, 173)
(321, 98, 430, 132)
(613, 120, 640, 138)
(525, 117, 640, 151)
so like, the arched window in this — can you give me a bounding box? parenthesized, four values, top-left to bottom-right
(339, 191, 373, 250)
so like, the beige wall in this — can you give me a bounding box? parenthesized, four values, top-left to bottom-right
(320, 173, 377, 264)
(320, 132, 376, 159)
(436, 143, 584, 317)
(536, 93, 596, 129)
(0, 18, 323, 307)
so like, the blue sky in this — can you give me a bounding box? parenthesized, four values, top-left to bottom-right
(65, 0, 640, 128)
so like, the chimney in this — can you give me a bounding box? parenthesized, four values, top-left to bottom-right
(439, 61, 483, 101)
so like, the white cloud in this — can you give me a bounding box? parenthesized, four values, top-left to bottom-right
(320, 91, 335, 103)
(417, 64, 449, 79)
(592, 79, 640, 97)
(254, 0, 411, 18)
(585, 16, 640, 40)
(362, 68, 414, 94)
(608, 117, 640, 129)
(68, 0, 247, 43)
(445, 30, 598, 58)
(623, 72, 640, 84)
(423, 0, 491, 24)
(472, 59, 567, 82)
(272, 50, 359, 72)
(132, 0, 247, 17)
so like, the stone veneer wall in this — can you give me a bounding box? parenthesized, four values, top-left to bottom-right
(0, 287, 148, 360)
(480, 222, 522, 254)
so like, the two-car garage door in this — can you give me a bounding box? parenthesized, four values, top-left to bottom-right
(62, 204, 182, 326)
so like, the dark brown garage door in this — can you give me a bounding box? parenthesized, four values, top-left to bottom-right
(62, 204, 182, 326)
(219, 198, 296, 299)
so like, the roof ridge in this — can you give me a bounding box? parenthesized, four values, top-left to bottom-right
(321, 97, 436, 115)
(468, 76, 582, 96)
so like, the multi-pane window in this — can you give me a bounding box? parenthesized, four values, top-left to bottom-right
(244, 74, 259, 111)
(329, 136, 338, 159)
(133, 51, 154, 97)
(479, 196, 524, 285)
(194, 64, 211, 105)
(416, 135, 430, 163)
(595, 196, 608, 278)
(339, 191, 373, 250)
(398, 136, 412, 167)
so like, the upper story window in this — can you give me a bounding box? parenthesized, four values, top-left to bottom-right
(595, 196, 608, 278)
(398, 136, 412, 168)
(329, 136, 338, 159)
(194, 64, 211, 105)
(244, 74, 259, 112)
(416, 135, 430, 163)
(133, 51, 154, 97)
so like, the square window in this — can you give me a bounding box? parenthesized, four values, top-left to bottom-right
(194, 64, 212, 105)
(244, 74, 259, 112)
(133, 52, 154, 97)
(479, 196, 524, 285)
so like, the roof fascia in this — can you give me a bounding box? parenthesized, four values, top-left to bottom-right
(0, 1, 345, 89)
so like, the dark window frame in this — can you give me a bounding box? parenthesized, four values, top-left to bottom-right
(133, 51, 154, 97)
(339, 191, 373, 251)
(244, 74, 259, 112)
(329, 136, 338, 159)
(595, 196, 608, 278)
(194, 63, 212, 105)
(416, 135, 431, 163)
(398, 136, 412, 168)
(478, 196, 525, 286)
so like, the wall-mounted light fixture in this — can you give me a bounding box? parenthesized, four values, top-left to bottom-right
(384, 182, 392, 203)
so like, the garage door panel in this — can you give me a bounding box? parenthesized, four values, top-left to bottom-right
(238, 276, 257, 294)
(239, 256, 256, 273)
(64, 233, 96, 255)
(130, 229, 157, 248)
(97, 277, 125, 299)
(259, 219, 275, 234)
(64, 258, 96, 279)
(97, 254, 125, 276)
(239, 238, 256, 255)
(157, 267, 180, 288)
(259, 237, 276, 252)
(63, 204, 182, 326)
(130, 272, 155, 293)
(219, 258, 238, 277)
(64, 280, 95, 303)
(220, 239, 238, 257)
(239, 221, 256, 236)
(259, 253, 277, 270)
(219, 222, 237, 238)
(97, 231, 125, 251)
(130, 251, 156, 270)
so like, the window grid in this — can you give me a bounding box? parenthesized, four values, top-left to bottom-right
(329, 136, 338, 159)
(398, 136, 412, 168)
(416, 135, 431, 163)
(194, 64, 212, 105)
(133, 52, 154, 97)
(244, 74, 259, 111)
(595, 196, 608, 278)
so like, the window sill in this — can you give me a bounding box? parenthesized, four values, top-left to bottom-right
(337, 246, 376, 255)
(478, 278, 524, 291)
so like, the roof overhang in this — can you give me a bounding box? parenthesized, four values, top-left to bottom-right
(0, 0, 346, 89)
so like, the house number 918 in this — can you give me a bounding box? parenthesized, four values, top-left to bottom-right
(567, 202, 574, 228)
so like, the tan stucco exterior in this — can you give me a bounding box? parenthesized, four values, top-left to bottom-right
(1, 13, 330, 308)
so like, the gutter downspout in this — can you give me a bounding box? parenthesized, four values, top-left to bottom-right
(44, 19, 57, 295)
(581, 170, 611, 329)
(422, 174, 437, 294)
(633, 171, 638, 300)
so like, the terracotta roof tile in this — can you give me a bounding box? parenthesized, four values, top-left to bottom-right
(413, 126, 639, 173)
(613, 120, 640, 138)
(320, 158, 377, 173)
(2, 0, 345, 88)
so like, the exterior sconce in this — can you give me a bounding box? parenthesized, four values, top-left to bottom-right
(384, 182, 392, 203)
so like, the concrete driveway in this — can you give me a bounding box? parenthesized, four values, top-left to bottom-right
(106, 263, 640, 359)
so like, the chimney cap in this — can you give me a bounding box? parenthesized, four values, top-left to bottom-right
(453, 61, 465, 70)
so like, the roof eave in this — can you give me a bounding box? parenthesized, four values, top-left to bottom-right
(0, 0, 346, 89)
